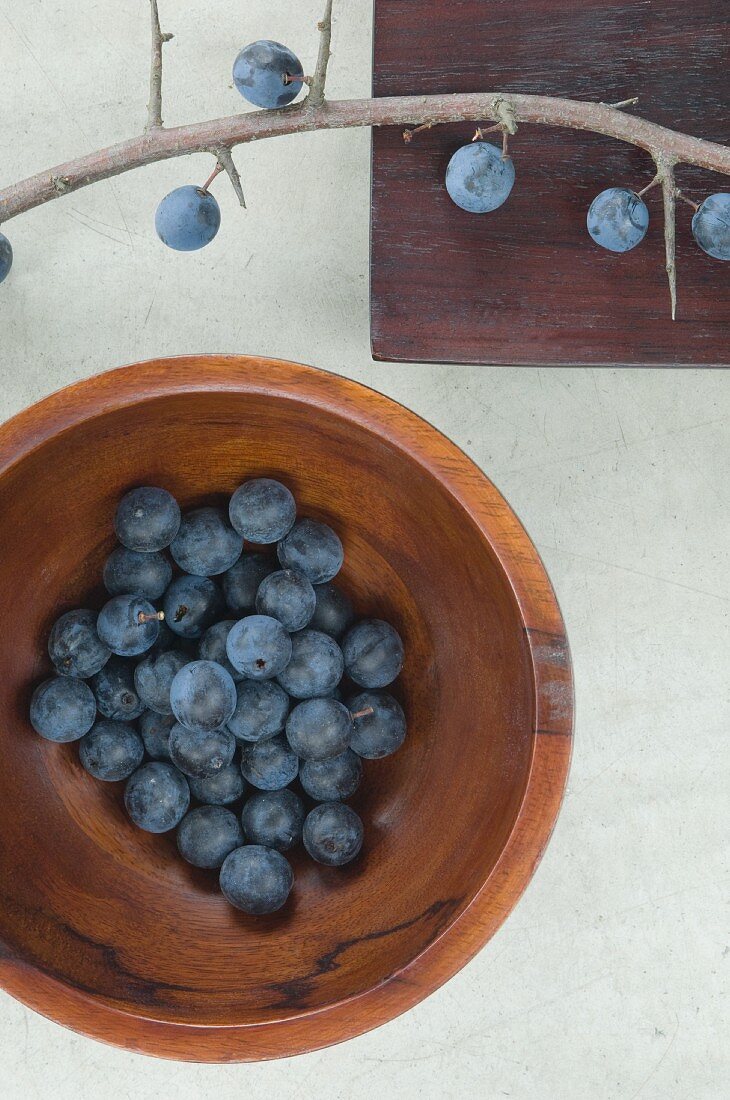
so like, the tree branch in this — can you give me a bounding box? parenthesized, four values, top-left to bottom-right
(3, 92, 728, 230)
(0, 0, 724, 315)
(146, 0, 173, 131)
(308, 0, 334, 108)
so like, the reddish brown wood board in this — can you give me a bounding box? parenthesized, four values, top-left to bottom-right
(370, 0, 729, 365)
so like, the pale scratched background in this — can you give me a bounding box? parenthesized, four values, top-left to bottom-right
(0, 2, 728, 1097)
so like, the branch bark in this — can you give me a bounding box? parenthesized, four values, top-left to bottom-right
(2, 92, 728, 229)
(146, 0, 172, 131)
(308, 0, 334, 108)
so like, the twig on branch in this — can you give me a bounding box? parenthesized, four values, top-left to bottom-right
(471, 123, 502, 142)
(659, 159, 678, 321)
(212, 147, 246, 208)
(414, 109, 512, 159)
(404, 121, 435, 143)
(607, 97, 639, 110)
(146, 0, 173, 131)
(308, 0, 334, 108)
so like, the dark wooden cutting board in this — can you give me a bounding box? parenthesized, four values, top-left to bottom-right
(370, 0, 729, 365)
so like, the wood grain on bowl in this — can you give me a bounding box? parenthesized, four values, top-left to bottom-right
(0, 356, 573, 1060)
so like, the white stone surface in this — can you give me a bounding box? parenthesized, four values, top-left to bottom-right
(0, 2, 727, 1097)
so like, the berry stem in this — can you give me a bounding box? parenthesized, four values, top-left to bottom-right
(350, 707, 375, 720)
(637, 173, 661, 197)
(283, 73, 312, 86)
(138, 611, 166, 624)
(676, 189, 699, 212)
(201, 162, 224, 192)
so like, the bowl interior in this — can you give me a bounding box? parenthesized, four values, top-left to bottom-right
(0, 386, 534, 1026)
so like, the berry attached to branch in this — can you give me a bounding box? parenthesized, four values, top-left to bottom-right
(0, 0, 726, 316)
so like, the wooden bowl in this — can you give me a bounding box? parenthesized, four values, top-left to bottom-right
(0, 355, 572, 1061)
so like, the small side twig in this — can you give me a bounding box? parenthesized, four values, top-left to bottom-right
(607, 96, 639, 110)
(213, 147, 246, 208)
(658, 158, 678, 321)
(146, 0, 173, 132)
(472, 123, 502, 141)
(308, 0, 334, 108)
(403, 121, 434, 143)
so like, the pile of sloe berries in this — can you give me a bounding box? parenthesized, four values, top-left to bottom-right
(29, 479, 406, 915)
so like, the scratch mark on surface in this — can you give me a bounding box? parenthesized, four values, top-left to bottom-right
(64, 211, 129, 247)
(104, 180, 135, 249)
(569, 745, 635, 799)
(143, 288, 158, 328)
(553, 374, 594, 412)
(1, 9, 134, 247)
(503, 418, 727, 477)
(1, 12, 86, 140)
(536, 543, 729, 602)
(686, 758, 715, 794)
(69, 208, 134, 235)
(614, 889, 689, 919)
(617, 415, 628, 449)
(628, 1011, 679, 1098)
